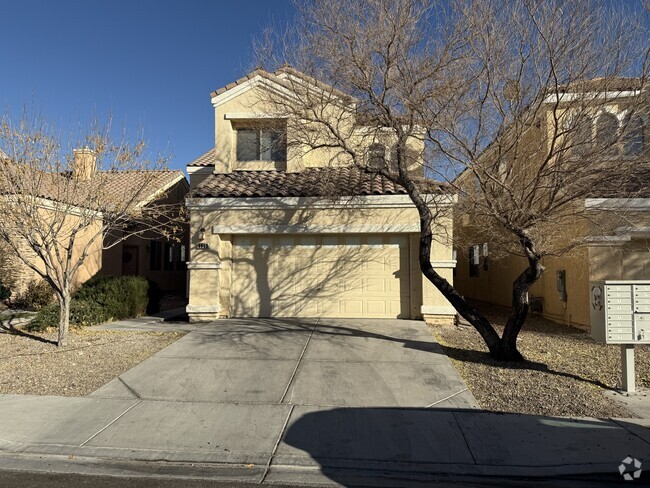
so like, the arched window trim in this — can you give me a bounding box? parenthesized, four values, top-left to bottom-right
(594, 110, 620, 157)
(620, 110, 647, 157)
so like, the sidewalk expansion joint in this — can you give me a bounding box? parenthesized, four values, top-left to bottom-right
(78, 400, 142, 447)
(279, 320, 317, 404)
(261, 403, 295, 484)
(451, 411, 477, 465)
(425, 388, 468, 408)
(610, 418, 650, 446)
(118, 377, 141, 399)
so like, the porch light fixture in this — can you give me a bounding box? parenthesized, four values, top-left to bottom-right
(199, 227, 206, 241)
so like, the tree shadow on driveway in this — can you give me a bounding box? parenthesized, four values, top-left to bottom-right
(185, 317, 448, 358)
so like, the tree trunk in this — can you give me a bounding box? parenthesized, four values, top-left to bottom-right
(57, 291, 71, 347)
(396, 171, 505, 358)
(499, 256, 544, 361)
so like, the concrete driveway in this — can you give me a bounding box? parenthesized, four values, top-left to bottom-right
(91, 318, 476, 408)
(2, 319, 650, 485)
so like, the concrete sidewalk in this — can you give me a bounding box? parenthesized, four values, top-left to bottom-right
(0, 318, 648, 485)
(90, 307, 193, 332)
(0, 395, 647, 485)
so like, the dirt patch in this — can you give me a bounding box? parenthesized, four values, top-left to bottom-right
(433, 309, 649, 418)
(0, 327, 182, 396)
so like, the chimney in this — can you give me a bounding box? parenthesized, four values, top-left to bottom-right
(73, 148, 97, 181)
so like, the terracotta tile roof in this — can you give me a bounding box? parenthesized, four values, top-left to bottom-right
(187, 149, 217, 167)
(191, 166, 448, 198)
(210, 69, 281, 98)
(0, 161, 186, 211)
(97, 170, 187, 208)
(210, 66, 354, 103)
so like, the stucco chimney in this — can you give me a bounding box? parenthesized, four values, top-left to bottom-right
(73, 148, 97, 181)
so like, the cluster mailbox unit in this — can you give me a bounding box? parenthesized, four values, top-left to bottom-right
(590, 280, 650, 392)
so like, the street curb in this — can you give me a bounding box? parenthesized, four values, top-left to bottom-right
(0, 441, 633, 484)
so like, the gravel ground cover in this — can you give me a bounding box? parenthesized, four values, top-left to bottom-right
(0, 327, 182, 396)
(433, 308, 649, 418)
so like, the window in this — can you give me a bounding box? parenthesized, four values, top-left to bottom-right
(149, 241, 162, 271)
(622, 114, 645, 157)
(595, 112, 619, 157)
(482, 242, 489, 271)
(366, 143, 386, 170)
(164, 243, 174, 271)
(570, 117, 592, 159)
(180, 244, 186, 262)
(469, 245, 480, 277)
(236, 126, 286, 162)
(176, 245, 187, 271)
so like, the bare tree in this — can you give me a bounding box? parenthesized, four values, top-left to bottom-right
(0, 115, 184, 346)
(255, 0, 649, 360)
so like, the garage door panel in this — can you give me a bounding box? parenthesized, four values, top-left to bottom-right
(231, 234, 410, 318)
(366, 300, 387, 315)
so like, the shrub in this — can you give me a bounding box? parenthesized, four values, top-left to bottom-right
(28, 299, 106, 331)
(0, 242, 17, 305)
(0, 283, 11, 303)
(74, 276, 149, 320)
(28, 275, 150, 331)
(13, 279, 55, 311)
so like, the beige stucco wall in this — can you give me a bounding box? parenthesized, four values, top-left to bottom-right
(187, 200, 455, 322)
(7, 206, 103, 297)
(212, 83, 425, 175)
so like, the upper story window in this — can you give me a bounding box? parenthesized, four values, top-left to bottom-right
(622, 113, 645, 157)
(366, 143, 386, 170)
(595, 112, 619, 157)
(236, 124, 286, 162)
(570, 117, 593, 158)
(569, 110, 646, 159)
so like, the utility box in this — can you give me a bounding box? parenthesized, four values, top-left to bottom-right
(590, 281, 650, 344)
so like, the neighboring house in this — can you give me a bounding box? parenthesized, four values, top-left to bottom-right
(185, 67, 456, 323)
(99, 171, 189, 294)
(454, 80, 649, 329)
(2, 149, 189, 296)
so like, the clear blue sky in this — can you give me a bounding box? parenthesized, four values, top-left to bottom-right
(0, 0, 294, 171)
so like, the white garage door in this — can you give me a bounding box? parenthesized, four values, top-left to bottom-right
(231, 234, 410, 318)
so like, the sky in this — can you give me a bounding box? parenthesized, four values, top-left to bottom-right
(0, 0, 295, 171)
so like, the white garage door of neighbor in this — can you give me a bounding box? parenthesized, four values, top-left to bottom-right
(231, 234, 410, 318)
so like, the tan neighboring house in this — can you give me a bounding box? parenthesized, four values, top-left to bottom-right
(98, 170, 189, 293)
(185, 67, 456, 323)
(454, 81, 649, 329)
(2, 150, 189, 297)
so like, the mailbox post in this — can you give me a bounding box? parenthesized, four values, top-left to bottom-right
(590, 280, 650, 393)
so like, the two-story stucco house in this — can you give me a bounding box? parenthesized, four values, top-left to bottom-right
(454, 78, 649, 329)
(185, 67, 456, 324)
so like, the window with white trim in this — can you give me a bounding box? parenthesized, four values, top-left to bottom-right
(622, 113, 645, 157)
(236, 125, 286, 162)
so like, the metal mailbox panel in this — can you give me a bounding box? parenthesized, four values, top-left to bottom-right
(609, 326, 634, 334)
(607, 297, 633, 305)
(608, 284, 633, 292)
(608, 332, 635, 342)
(592, 281, 650, 344)
(608, 304, 633, 313)
(608, 313, 633, 322)
(607, 291, 633, 299)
